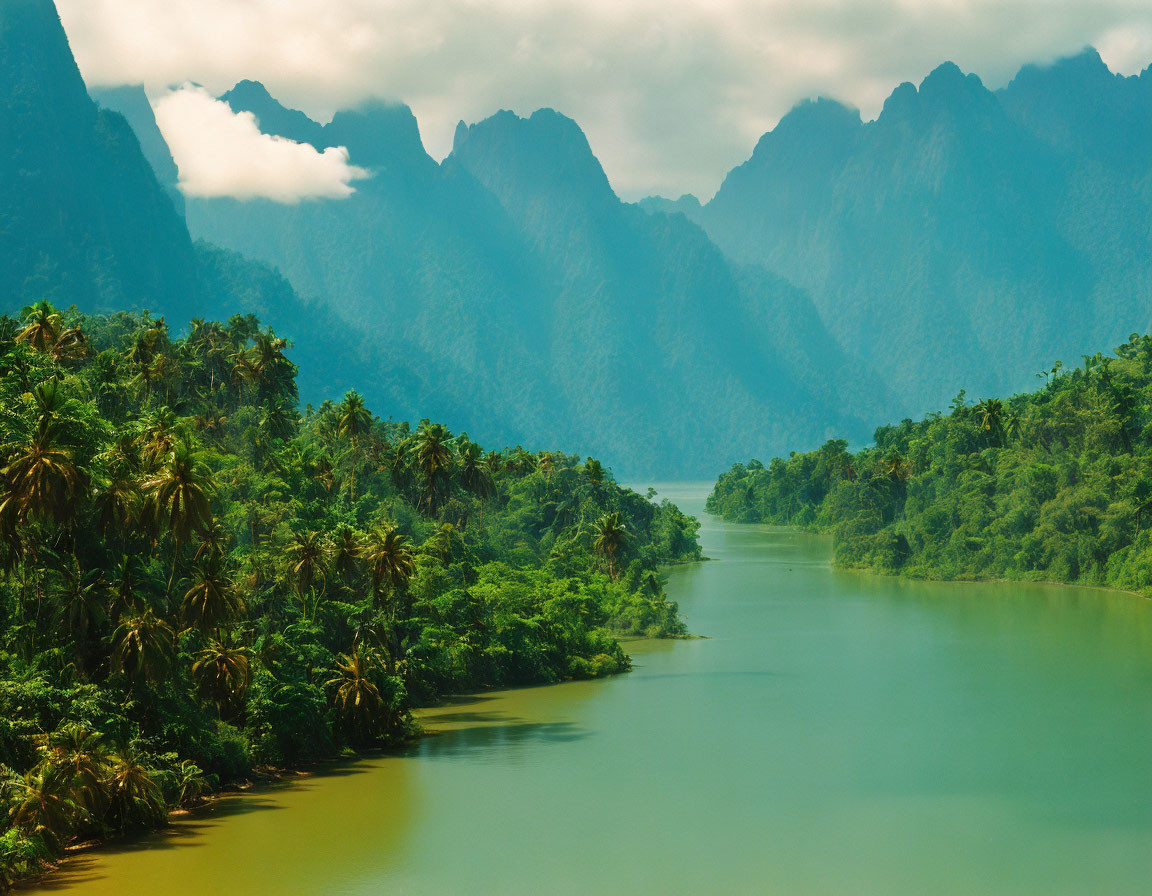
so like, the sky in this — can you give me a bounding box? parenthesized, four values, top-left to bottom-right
(56, 0, 1152, 201)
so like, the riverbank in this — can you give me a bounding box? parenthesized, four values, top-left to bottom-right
(19, 487, 1152, 895)
(10, 624, 697, 893)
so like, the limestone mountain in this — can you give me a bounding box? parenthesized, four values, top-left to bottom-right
(697, 56, 1152, 418)
(0, 0, 196, 313)
(188, 94, 884, 477)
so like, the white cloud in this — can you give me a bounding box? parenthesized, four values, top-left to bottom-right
(152, 85, 369, 202)
(57, 0, 1152, 200)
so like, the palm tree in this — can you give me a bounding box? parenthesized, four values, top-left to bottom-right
(336, 392, 373, 501)
(52, 558, 106, 652)
(336, 392, 372, 441)
(363, 524, 416, 609)
(583, 458, 605, 488)
(325, 650, 386, 743)
(425, 522, 461, 563)
(52, 325, 87, 364)
(140, 408, 180, 470)
(592, 512, 628, 580)
(237, 332, 295, 402)
(192, 520, 231, 563)
(15, 301, 62, 353)
(260, 398, 298, 442)
(92, 474, 141, 534)
(413, 421, 453, 512)
(192, 642, 253, 717)
(458, 440, 495, 502)
(3, 764, 78, 850)
(45, 723, 111, 817)
(311, 454, 336, 494)
(28, 380, 82, 436)
(0, 424, 84, 526)
(105, 748, 166, 830)
(111, 610, 175, 688)
(331, 525, 362, 582)
(975, 398, 1006, 447)
(108, 554, 147, 621)
(1005, 410, 1024, 444)
(883, 451, 909, 483)
(286, 530, 330, 594)
(180, 555, 244, 634)
(142, 439, 213, 590)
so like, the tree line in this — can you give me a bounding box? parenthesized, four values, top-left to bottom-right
(709, 335, 1152, 588)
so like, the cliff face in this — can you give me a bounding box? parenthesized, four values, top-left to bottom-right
(0, 0, 197, 315)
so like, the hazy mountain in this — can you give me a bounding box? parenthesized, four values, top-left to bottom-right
(0, 0, 196, 313)
(188, 94, 884, 476)
(89, 84, 184, 216)
(698, 55, 1152, 417)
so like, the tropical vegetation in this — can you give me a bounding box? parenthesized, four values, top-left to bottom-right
(0, 301, 700, 889)
(709, 336, 1152, 590)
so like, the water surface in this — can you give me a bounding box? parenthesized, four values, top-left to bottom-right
(32, 484, 1152, 894)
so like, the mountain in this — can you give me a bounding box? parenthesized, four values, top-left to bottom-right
(0, 0, 197, 314)
(187, 92, 887, 477)
(13, 2, 1152, 478)
(697, 55, 1152, 419)
(89, 84, 184, 215)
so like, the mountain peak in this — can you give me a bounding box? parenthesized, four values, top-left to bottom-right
(450, 108, 614, 202)
(876, 62, 996, 124)
(324, 100, 431, 170)
(220, 80, 325, 146)
(771, 97, 861, 140)
(742, 97, 862, 174)
(919, 61, 987, 103)
(1004, 47, 1118, 97)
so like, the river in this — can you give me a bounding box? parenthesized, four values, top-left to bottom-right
(29, 484, 1152, 894)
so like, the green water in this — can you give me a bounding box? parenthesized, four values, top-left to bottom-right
(32, 484, 1152, 894)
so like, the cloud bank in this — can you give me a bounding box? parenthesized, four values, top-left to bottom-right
(58, 0, 1152, 199)
(154, 85, 369, 202)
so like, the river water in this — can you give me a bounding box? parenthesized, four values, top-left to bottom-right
(31, 484, 1152, 894)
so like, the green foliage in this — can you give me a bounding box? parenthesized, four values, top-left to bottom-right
(710, 336, 1152, 591)
(0, 302, 700, 887)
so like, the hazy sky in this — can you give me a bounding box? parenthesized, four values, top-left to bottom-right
(57, 0, 1152, 200)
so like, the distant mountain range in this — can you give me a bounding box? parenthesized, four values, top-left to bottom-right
(172, 88, 887, 477)
(4, 0, 1152, 477)
(696, 54, 1152, 410)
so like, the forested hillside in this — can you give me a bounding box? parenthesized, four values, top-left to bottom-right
(0, 302, 700, 889)
(709, 335, 1152, 593)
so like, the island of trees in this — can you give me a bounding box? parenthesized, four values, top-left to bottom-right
(0, 302, 700, 889)
(709, 334, 1152, 592)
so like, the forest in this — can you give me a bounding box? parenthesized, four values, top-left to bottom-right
(709, 334, 1152, 591)
(0, 301, 700, 889)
